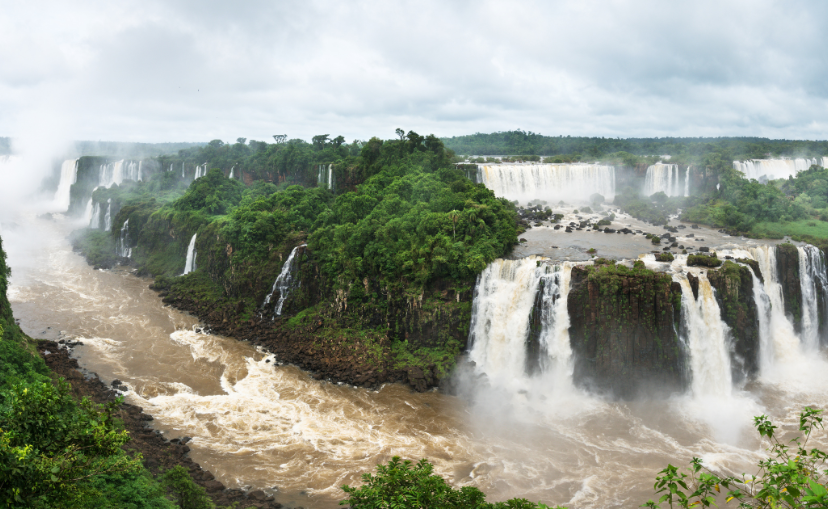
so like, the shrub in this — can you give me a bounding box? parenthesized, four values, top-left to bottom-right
(341, 456, 559, 509)
(655, 253, 674, 262)
(687, 254, 722, 267)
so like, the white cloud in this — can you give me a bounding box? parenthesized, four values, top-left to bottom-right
(1, 0, 827, 144)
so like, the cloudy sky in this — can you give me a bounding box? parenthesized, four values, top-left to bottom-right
(2, 0, 827, 144)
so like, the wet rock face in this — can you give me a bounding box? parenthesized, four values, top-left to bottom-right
(775, 243, 802, 331)
(567, 266, 686, 399)
(707, 262, 760, 384)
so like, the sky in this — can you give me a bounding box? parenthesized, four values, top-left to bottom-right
(2, 0, 828, 145)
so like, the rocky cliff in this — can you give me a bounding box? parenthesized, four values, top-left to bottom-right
(567, 263, 685, 398)
(775, 243, 802, 331)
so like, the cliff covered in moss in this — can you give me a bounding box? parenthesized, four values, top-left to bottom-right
(567, 263, 685, 398)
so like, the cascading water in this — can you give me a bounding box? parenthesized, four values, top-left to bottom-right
(97, 159, 143, 188)
(675, 274, 732, 396)
(327, 164, 333, 191)
(733, 158, 824, 181)
(83, 199, 93, 225)
(749, 246, 801, 365)
(477, 164, 615, 203)
(798, 245, 828, 351)
(684, 166, 690, 196)
(744, 266, 774, 371)
(194, 163, 208, 179)
(103, 199, 112, 232)
(467, 257, 574, 391)
(117, 219, 132, 258)
(53, 159, 79, 211)
(182, 234, 197, 275)
(262, 245, 304, 316)
(643, 163, 687, 197)
(89, 202, 101, 229)
(229, 165, 235, 179)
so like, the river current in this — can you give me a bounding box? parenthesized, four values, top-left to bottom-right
(7, 212, 828, 508)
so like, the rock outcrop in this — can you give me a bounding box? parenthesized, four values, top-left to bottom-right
(567, 264, 685, 399)
(775, 243, 802, 331)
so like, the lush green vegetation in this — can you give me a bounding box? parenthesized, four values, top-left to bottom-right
(341, 456, 560, 509)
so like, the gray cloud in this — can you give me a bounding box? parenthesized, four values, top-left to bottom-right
(1, 0, 828, 145)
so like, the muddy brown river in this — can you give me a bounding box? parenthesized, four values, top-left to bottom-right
(6, 212, 828, 509)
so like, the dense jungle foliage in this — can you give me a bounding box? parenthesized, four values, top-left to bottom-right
(443, 130, 828, 162)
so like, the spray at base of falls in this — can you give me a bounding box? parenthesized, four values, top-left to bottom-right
(643, 164, 688, 197)
(53, 159, 79, 212)
(117, 219, 132, 258)
(182, 234, 197, 275)
(262, 245, 305, 316)
(476, 164, 615, 203)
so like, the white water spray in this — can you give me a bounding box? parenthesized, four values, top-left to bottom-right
(798, 245, 828, 351)
(117, 219, 132, 258)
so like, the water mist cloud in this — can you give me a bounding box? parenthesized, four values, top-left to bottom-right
(1, 0, 827, 143)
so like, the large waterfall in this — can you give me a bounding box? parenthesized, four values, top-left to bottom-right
(89, 202, 101, 229)
(476, 164, 615, 203)
(53, 159, 79, 211)
(98, 160, 143, 188)
(467, 257, 574, 390)
(643, 163, 688, 197)
(749, 246, 802, 365)
(733, 158, 828, 181)
(194, 163, 208, 179)
(676, 274, 732, 396)
(262, 245, 305, 316)
(182, 234, 197, 275)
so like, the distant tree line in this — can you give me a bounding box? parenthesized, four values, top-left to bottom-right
(442, 130, 828, 162)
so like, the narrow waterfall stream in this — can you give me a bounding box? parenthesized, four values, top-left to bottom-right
(182, 233, 197, 275)
(6, 215, 828, 508)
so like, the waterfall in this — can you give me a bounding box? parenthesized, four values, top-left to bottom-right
(644, 163, 686, 197)
(675, 274, 732, 396)
(89, 202, 101, 229)
(194, 163, 208, 179)
(798, 246, 828, 351)
(53, 159, 78, 211)
(103, 199, 112, 232)
(744, 266, 774, 371)
(83, 199, 93, 225)
(229, 165, 235, 179)
(182, 162, 185, 178)
(328, 164, 333, 190)
(96, 159, 143, 188)
(749, 246, 801, 364)
(117, 219, 132, 258)
(182, 234, 197, 275)
(262, 245, 305, 316)
(733, 158, 820, 181)
(467, 257, 574, 388)
(169, 164, 173, 172)
(476, 163, 615, 203)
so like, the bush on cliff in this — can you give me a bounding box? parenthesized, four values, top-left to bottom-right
(687, 254, 722, 267)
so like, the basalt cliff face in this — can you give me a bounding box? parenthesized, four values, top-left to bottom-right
(566, 265, 685, 398)
(775, 243, 803, 331)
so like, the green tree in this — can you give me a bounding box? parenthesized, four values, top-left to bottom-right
(0, 380, 137, 507)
